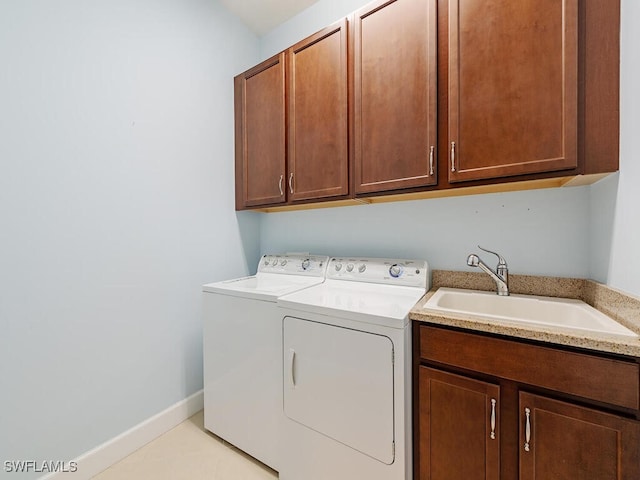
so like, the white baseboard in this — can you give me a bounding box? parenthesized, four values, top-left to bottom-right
(40, 390, 204, 480)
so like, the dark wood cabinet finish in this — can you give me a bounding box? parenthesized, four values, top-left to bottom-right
(234, 0, 621, 211)
(519, 392, 640, 480)
(581, 0, 621, 175)
(419, 326, 640, 410)
(419, 367, 500, 480)
(287, 20, 349, 201)
(447, 0, 578, 183)
(234, 54, 286, 209)
(353, 0, 437, 194)
(414, 324, 640, 480)
(235, 22, 349, 209)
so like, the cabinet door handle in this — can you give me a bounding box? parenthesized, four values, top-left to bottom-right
(429, 146, 435, 176)
(450, 142, 456, 173)
(289, 173, 294, 194)
(524, 407, 531, 452)
(278, 175, 284, 196)
(490, 398, 497, 440)
(288, 348, 296, 387)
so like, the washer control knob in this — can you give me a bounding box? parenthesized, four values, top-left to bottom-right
(335, 262, 343, 271)
(272, 259, 278, 266)
(264, 257, 270, 266)
(280, 259, 287, 266)
(301, 259, 311, 270)
(346, 263, 354, 272)
(389, 264, 403, 278)
(358, 264, 367, 273)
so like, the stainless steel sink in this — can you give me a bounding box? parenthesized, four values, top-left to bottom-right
(422, 287, 638, 338)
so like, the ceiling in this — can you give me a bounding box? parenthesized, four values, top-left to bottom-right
(219, 0, 322, 36)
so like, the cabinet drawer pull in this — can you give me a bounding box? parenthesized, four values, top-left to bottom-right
(278, 175, 284, 196)
(289, 173, 294, 194)
(490, 398, 497, 440)
(524, 407, 531, 452)
(429, 146, 435, 176)
(450, 142, 456, 172)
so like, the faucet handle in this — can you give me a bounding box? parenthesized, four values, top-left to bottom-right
(467, 253, 480, 267)
(478, 245, 507, 267)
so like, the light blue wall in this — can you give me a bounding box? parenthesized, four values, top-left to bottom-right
(0, 0, 260, 476)
(588, 0, 640, 297)
(258, 0, 594, 281)
(261, 188, 591, 278)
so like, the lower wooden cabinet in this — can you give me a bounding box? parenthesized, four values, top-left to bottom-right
(414, 325, 640, 480)
(418, 367, 499, 480)
(519, 392, 640, 480)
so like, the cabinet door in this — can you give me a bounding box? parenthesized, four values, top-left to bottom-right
(235, 53, 286, 209)
(519, 392, 640, 480)
(447, 0, 578, 182)
(353, 0, 438, 194)
(287, 20, 349, 202)
(418, 367, 500, 480)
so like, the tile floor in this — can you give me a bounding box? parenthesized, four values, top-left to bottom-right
(93, 411, 278, 479)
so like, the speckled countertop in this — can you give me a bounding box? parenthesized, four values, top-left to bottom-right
(410, 270, 640, 357)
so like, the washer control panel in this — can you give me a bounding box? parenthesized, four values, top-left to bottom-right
(258, 254, 328, 277)
(327, 257, 429, 288)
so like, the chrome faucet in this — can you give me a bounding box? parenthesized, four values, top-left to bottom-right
(467, 246, 509, 296)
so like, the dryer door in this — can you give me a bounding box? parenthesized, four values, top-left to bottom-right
(283, 316, 395, 464)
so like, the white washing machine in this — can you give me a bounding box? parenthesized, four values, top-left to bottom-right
(202, 254, 328, 471)
(277, 257, 429, 480)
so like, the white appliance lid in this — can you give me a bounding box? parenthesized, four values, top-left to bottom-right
(203, 273, 325, 301)
(202, 254, 328, 302)
(278, 257, 429, 327)
(278, 279, 426, 327)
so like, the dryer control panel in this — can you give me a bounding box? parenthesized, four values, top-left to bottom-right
(327, 257, 429, 289)
(258, 254, 328, 277)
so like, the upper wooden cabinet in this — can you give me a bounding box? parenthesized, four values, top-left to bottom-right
(353, 0, 438, 194)
(234, 0, 620, 210)
(287, 20, 349, 202)
(235, 21, 349, 210)
(447, 0, 578, 183)
(234, 54, 286, 209)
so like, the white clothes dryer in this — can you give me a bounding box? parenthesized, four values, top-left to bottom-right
(202, 254, 328, 471)
(277, 257, 429, 480)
